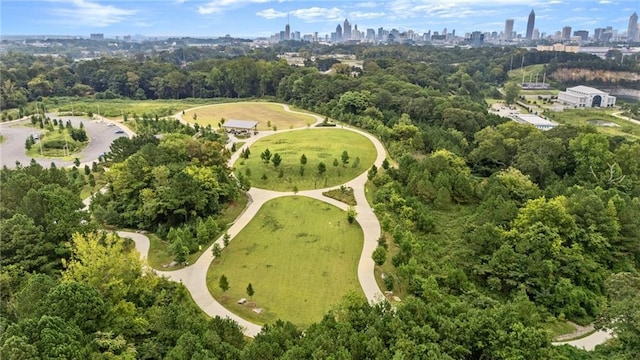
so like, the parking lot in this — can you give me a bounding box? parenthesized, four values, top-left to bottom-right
(0, 114, 130, 168)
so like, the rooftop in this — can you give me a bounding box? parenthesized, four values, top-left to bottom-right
(515, 114, 558, 127)
(221, 119, 259, 129)
(567, 85, 607, 94)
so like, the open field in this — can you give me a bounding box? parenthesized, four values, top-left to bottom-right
(147, 193, 249, 270)
(206, 196, 364, 328)
(507, 64, 547, 83)
(546, 109, 640, 140)
(235, 129, 376, 191)
(183, 102, 317, 130)
(48, 98, 220, 119)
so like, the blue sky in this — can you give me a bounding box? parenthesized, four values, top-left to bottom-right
(0, 0, 637, 38)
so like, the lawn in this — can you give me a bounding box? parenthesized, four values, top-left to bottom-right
(26, 128, 88, 159)
(543, 321, 578, 338)
(235, 129, 377, 191)
(147, 193, 249, 270)
(183, 102, 317, 130)
(546, 108, 640, 140)
(507, 64, 547, 83)
(206, 196, 364, 328)
(48, 97, 219, 119)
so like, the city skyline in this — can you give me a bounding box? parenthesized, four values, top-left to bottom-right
(0, 0, 637, 39)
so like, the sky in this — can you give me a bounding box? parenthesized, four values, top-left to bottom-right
(0, 0, 637, 39)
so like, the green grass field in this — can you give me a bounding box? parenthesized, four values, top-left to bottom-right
(507, 64, 547, 83)
(543, 321, 578, 338)
(236, 129, 376, 191)
(147, 193, 249, 270)
(546, 109, 640, 140)
(183, 102, 317, 130)
(206, 196, 364, 328)
(48, 98, 218, 119)
(26, 128, 87, 159)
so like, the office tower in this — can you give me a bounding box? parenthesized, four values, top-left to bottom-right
(573, 30, 588, 41)
(562, 26, 572, 40)
(285, 23, 290, 40)
(629, 12, 638, 41)
(343, 19, 351, 40)
(504, 19, 514, 40)
(533, 29, 539, 39)
(336, 24, 342, 41)
(526, 9, 535, 39)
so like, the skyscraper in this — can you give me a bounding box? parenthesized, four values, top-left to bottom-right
(343, 19, 352, 41)
(336, 24, 343, 42)
(504, 19, 514, 40)
(285, 23, 290, 40)
(562, 26, 572, 40)
(628, 12, 638, 42)
(526, 9, 535, 39)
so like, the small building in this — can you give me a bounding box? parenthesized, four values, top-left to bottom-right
(221, 119, 259, 135)
(514, 114, 558, 131)
(558, 86, 616, 108)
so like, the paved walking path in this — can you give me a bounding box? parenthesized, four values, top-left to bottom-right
(112, 103, 387, 337)
(96, 102, 612, 348)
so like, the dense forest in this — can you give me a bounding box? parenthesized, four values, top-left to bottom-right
(1, 45, 640, 359)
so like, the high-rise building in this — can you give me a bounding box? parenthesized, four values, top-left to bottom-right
(573, 30, 589, 41)
(285, 23, 290, 40)
(343, 19, 351, 40)
(526, 9, 535, 39)
(628, 12, 638, 42)
(90, 33, 104, 40)
(504, 19, 514, 40)
(562, 26, 572, 40)
(336, 24, 343, 41)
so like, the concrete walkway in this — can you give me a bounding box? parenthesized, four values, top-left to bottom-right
(94, 102, 612, 348)
(111, 104, 387, 337)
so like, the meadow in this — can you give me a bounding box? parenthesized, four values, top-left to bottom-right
(206, 196, 364, 328)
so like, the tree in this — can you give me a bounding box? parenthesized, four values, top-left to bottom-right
(246, 283, 255, 300)
(219, 275, 230, 293)
(317, 162, 326, 176)
(223, 232, 231, 247)
(341, 151, 350, 166)
(212, 243, 222, 258)
(367, 164, 378, 180)
(372, 246, 387, 266)
(260, 148, 272, 165)
(347, 206, 357, 224)
(382, 158, 390, 170)
(597, 272, 640, 357)
(25, 135, 34, 150)
(299, 165, 305, 177)
(300, 154, 307, 165)
(333, 158, 339, 169)
(271, 153, 282, 168)
(504, 82, 520, 105)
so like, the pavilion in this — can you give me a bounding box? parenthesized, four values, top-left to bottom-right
(221, 120, 259, 135)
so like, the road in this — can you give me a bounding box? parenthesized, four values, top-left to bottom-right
(0, 114, 130, 169)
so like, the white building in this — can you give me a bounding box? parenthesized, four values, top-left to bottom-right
(558, 86, 616, 108)
(514, 114, 558, 131)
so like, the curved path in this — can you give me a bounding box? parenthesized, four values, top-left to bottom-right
(110, 102, 611, 349)
(108, 103, 388, 337)
(0, 114, 131, 169)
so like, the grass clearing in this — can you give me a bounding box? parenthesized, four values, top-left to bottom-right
(184, 102, 317, 130)
(147, 193, 249, 270)
(47, 97, 219, 118)
(79, 170, 107, 200)
(322, 186, 356, 206)
(544, 321, 578, 338)
(236, 129, 376, 191)
(206, 196, 364, 328)
(26, 128, 87, 159)
(546, 109, 640, 140)
(507, 64, 547, 83)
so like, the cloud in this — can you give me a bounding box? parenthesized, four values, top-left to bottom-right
(198, 0, 270, 15)
(349, 11, 386, 20)
(290, 7, 344, 22)
(355, 1, 378, 8)
(257, 8, 288, 19)
(51, 0, 137, 27)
